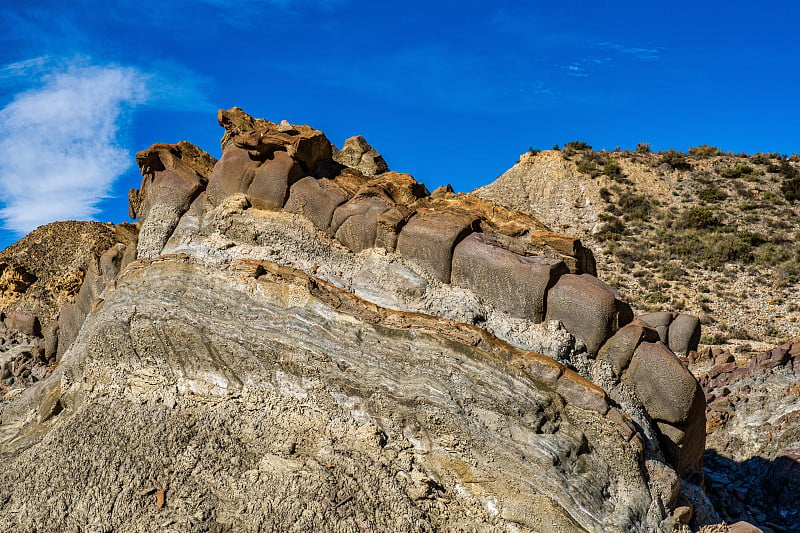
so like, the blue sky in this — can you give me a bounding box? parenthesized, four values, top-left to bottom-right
(1, 1, 799, 248)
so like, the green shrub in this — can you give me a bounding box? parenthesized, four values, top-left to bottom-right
(636, 142, 651, 153)
(602, 157, 625, 180)
(697, 186, 727, 203)
(599, 187, 612, 202)
(576, 159, 600, 177)
(658, 149, 691, 170)
(688, 144, 722, 158)
(676, 207, 721, 229)
(719, 163, 757, 179)
(565, 141, 592, 151)
(617, 192, 653, 220)
(750, 153, 774, 165)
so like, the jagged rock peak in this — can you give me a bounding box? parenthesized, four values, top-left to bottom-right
(333, 135, 389, 176)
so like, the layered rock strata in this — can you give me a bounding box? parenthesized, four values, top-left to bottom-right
(0, 108, 715, 531)
(0, 256, 679, 532)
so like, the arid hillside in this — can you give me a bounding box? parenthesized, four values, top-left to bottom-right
(476, 144, 800, 348)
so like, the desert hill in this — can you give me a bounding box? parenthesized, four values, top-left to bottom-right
(476, 144, 800, 345)
(0, 111, 795, 531)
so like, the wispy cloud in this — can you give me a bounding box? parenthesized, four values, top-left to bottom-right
(0, 63, 147, 234)
(594, 42, 662, 61)
(562, 64, 589, 78)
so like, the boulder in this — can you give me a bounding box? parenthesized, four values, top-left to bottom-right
(396, 211, 477, 283)
(451, 233, 567, 322)
(133, 142, 215, 258)
(333, 135, 388, 176)
(626, 341, 703, 425)
(545, 274, 629, 355)
(284, 177, 350, 232)
(206, 146, 257, 204)
(655, 388, 706, 473)
(99, 243, 127, 284)
(374, 207, 413, 252)
(637, 311, 673, 344)
(332, 197, 391, 253)
(667, 314, 701, 357)
(596, 323, 659, 377)
(246, 151, 304, 210)
(56, 303, 85, 359)
(5, 311, 40, 337)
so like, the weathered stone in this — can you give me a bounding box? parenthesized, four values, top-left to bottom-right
(42, 321, 59, 361)
(627, 341, 704, 425)
(247, 150, 304, 210)
(56, 303, 85, 359)
(396, 211, 477, 283)
(99, 243, 127, 284)
(6, 311, 40, 337)
(451, 233, 567, 322)
(133, 142, 214, 257)
(556, 373, 609, 414)
(596, 323, 659, 377)
(283, 177, 349, 231)
(515, 353, 563, 386)
(206, 146, 256, 205)
(374, 207, 413, 252)
(332, 197, 391, 253)
(667, 313, 701, 356)
(637, 311, 673, 344)
(333, 135, 388, 176)
(727, 521, 764, 533)
(545, 274, 627, 355)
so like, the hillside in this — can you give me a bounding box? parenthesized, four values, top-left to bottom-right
(476, 145, 800, 347)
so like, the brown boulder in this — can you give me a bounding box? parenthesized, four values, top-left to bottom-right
(283, 177, 349, 232)
(626, 341, 704, 425)
(637, 311, 673, 344)
(332, 197, 391, 253)
(5, 311, 40, 337)
(451, 233, 567, 322)
(396, 211, 478, 283)
(668, 314, 701, 357)
(596, 323, 659, 377)
(374, 207, 414, 252)
(133, 142, 215, 257)
(545, 274, 629, 355)
(206, 146, 257, 204)
(246, 151, 304, 210)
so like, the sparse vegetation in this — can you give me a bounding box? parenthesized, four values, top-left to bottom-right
(675, 207, 720, 229)
(636, 142, 651, 153)
(719, 163, 759, 180)
(658, 149, 691, 170)
(689, 145, 722, 158)
(697, 186, 727, 204)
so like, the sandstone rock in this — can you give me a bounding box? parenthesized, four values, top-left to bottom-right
(626, 341, 703, 425)
(56, 302, 84, 359)
(206, 145, 257, 204)
(134, 142, 215, 257)
(396, 211, 477, 283)
(42, 321, 58, 361)
(667, 313, 701, 357)
(545, 273, 628, 355)
(451, 233, 567, 322)
(5, 311, 40, 337)
(332, 196, 391, 253)
(218, 108, 335, 178)
(246, 150, 304, 210)
(728, 521, 764, 533)
(374, 207, 414, 252)
(637, 311, 673, 345)
(596, 323, 659, 377)
(333, 135, 388, 176)
(283, 177, 349, 232)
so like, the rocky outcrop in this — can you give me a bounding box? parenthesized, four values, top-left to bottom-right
(0, 108, 718, 531)
(333, 135, 388, 176)
(0, 256, 679, 532)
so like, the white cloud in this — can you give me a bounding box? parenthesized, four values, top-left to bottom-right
(0, 63, 147, 234)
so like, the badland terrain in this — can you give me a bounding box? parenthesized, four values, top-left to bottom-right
(0, 109, 796, 532)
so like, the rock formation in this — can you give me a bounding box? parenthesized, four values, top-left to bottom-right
(0, 109, 720, 531)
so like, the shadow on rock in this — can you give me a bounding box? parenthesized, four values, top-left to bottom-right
(703, 448, 800, 531)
